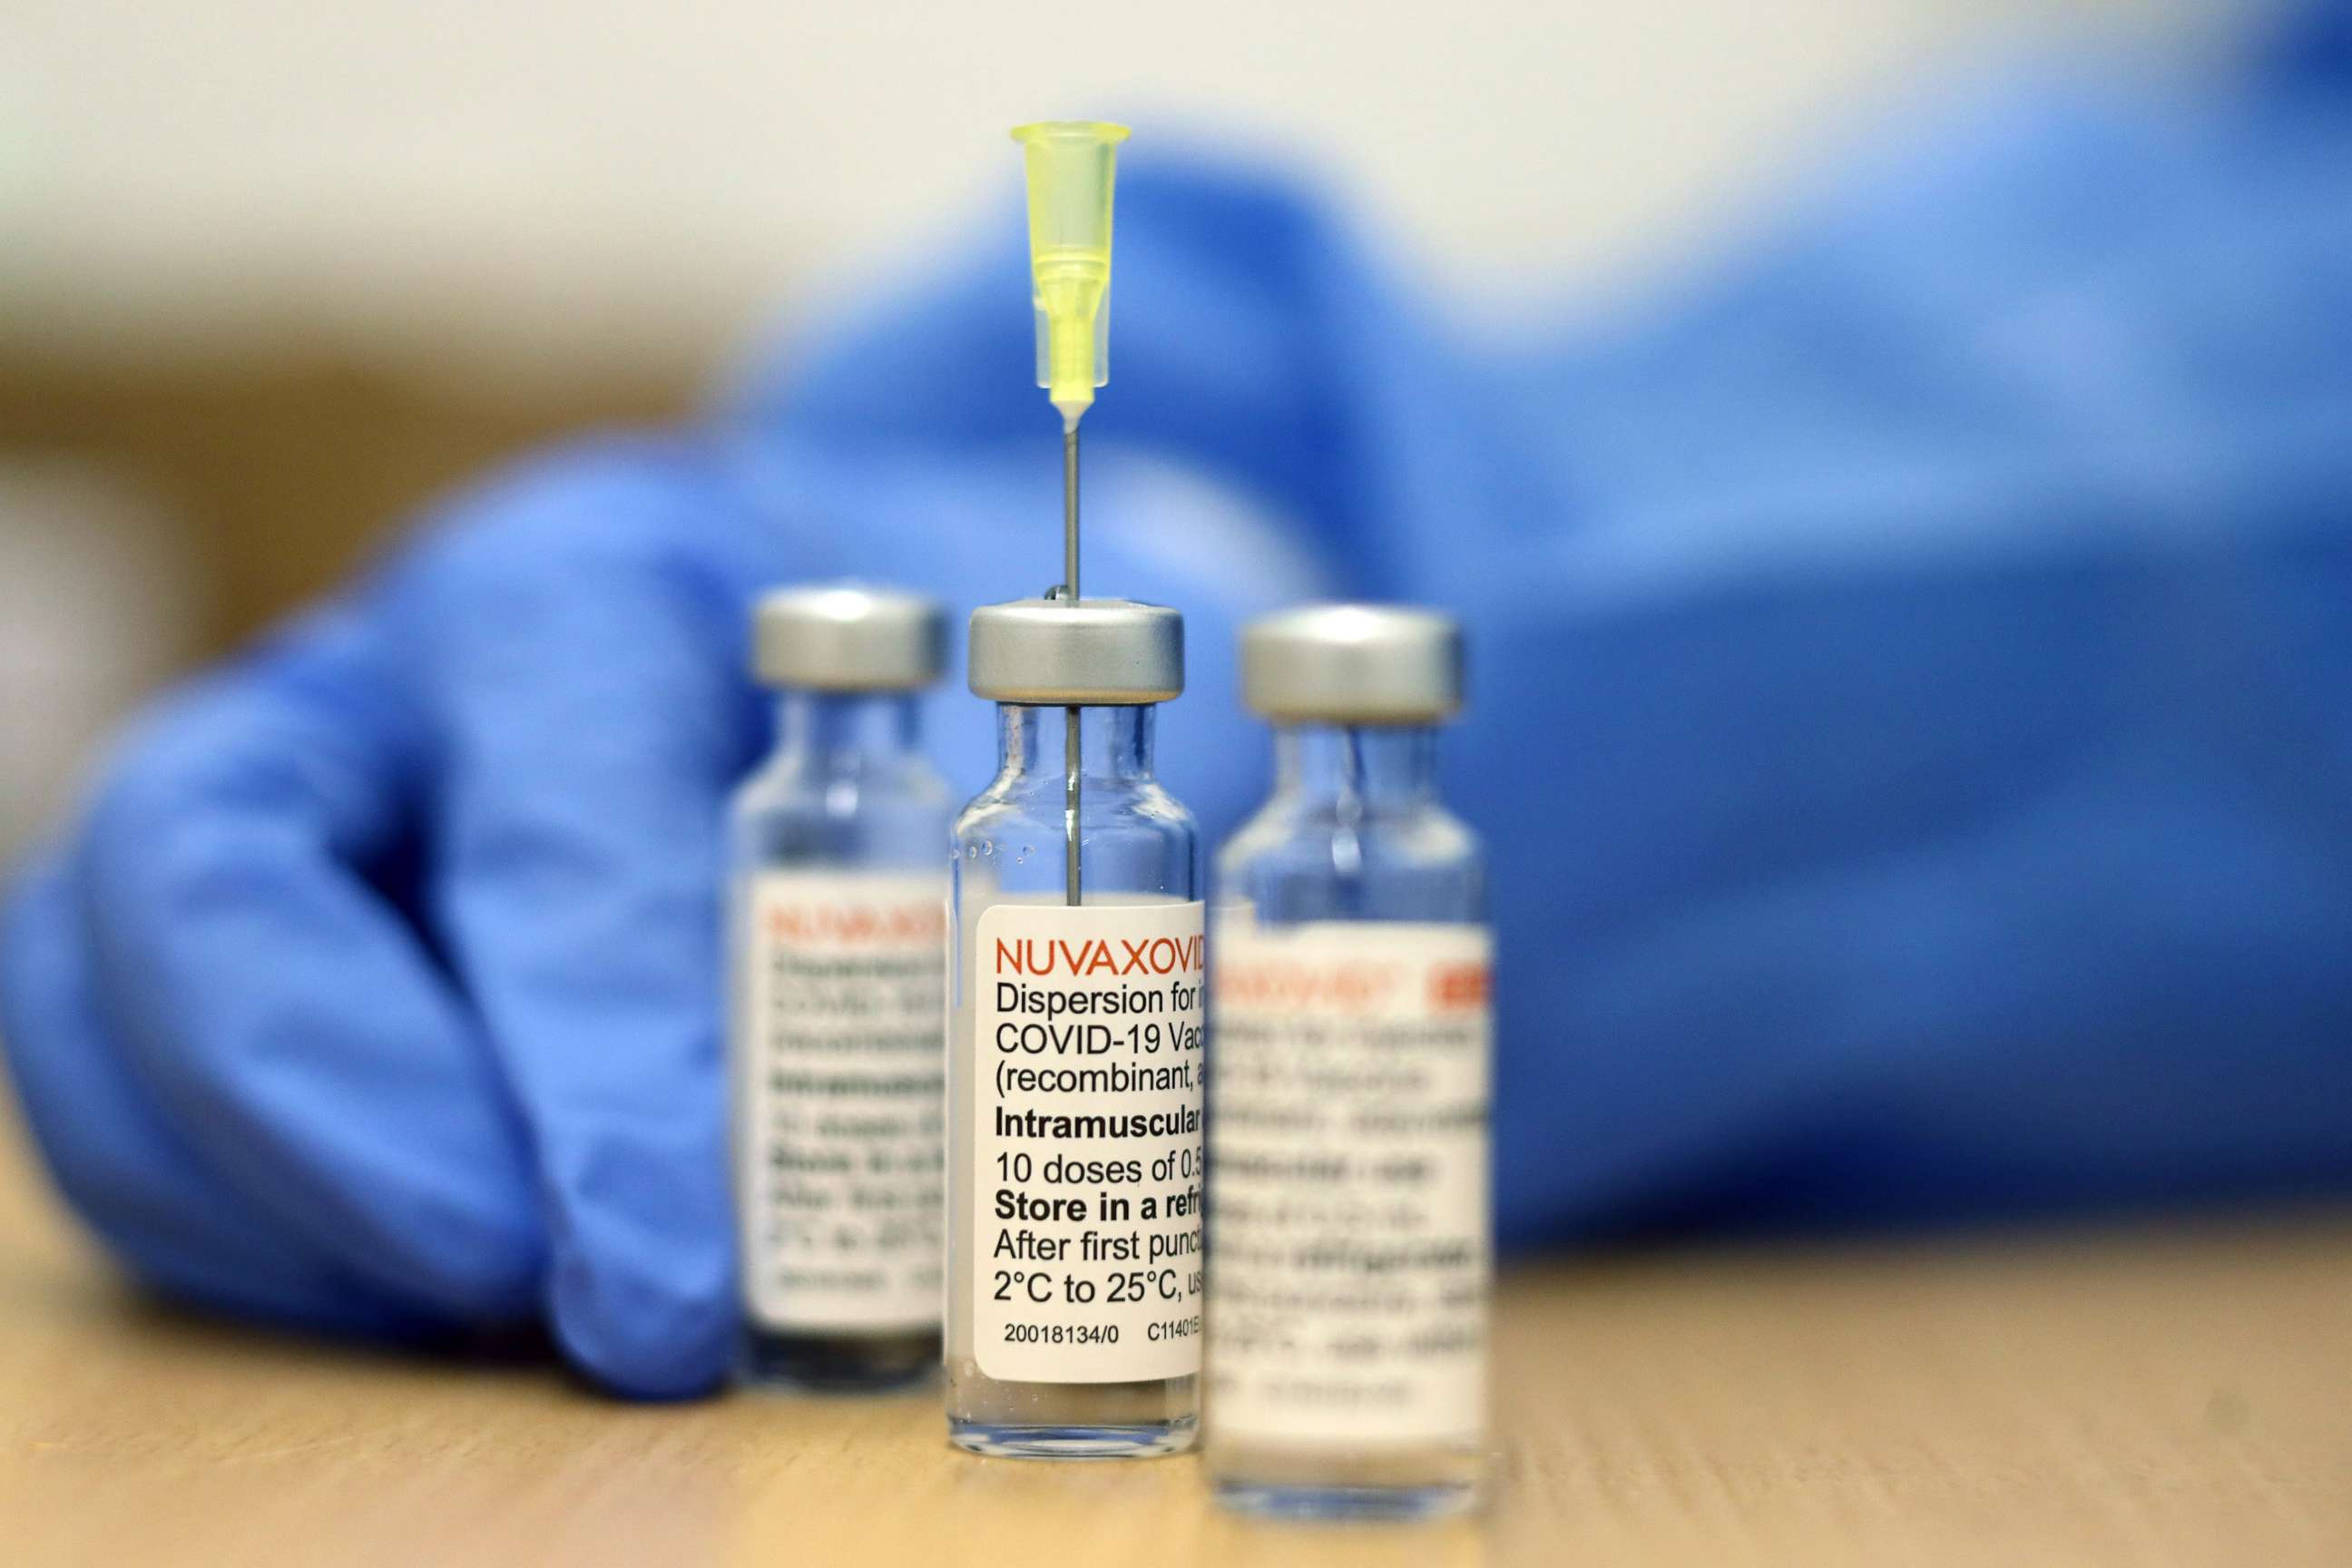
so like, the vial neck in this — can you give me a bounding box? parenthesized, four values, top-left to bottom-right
(772, 690, 923, 768)
(1275, 723, 1440, 809)
(997, 704, 1158, 783)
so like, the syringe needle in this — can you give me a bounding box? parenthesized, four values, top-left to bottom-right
(1063, 425, 1080, 602)
(1064, 423, 1083, 906)
(1013, 119, 1122, 909)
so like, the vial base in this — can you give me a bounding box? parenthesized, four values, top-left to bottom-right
(739, 1327, 939, 1392)
(1206, 1443, 1485, 1521)
(946, 1363, 1198, 1461)
(948, 1416, 1197, 1460)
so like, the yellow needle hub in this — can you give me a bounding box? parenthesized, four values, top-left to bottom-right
(1011, 121, 1129, 429)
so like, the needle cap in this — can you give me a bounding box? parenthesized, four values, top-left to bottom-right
(753, 583, 947, 691)
(1241, 603, 1464, 724)
(969, 596, 1182, 705)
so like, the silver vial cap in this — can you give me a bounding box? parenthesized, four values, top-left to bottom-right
(1241, 603, 1465, 723)
(967, 597, 1184, 705)
(753, 584, 946, 691)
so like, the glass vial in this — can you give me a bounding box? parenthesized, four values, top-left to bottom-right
(1205, 605, 1492, 1518)
(947, 598, 1205, 1458)
(729, 585, 952, 1389)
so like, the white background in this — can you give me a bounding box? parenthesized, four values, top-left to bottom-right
(1, 1, 2224, 387)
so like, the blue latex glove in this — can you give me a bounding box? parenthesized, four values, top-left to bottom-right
(7, 16, 2352, 1395)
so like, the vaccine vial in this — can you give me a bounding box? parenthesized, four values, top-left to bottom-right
(729, 585, 953, 1389)
(946, 597, 1205, 1458)
(1204, 604, 1491, 1518)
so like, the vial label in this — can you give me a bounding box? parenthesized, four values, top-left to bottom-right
(971, 900, 1207, 1383)
(1207, 918, 1493, 1448)
(738, 870, 946, 1333)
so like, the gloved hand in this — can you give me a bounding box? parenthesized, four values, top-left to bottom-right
(11, 18, 2352, 1396)
(0, 446, 783, 1391)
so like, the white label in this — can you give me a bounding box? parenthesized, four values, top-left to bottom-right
(1207, 917, 1493, 1448)
(737, 870, 946, 1333)
(972, 900, 1207, 1382)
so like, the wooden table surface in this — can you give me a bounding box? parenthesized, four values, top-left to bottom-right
(0, 1112, 2344, 1568)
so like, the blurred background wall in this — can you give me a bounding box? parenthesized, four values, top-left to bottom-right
(0, 0, 2230, 857)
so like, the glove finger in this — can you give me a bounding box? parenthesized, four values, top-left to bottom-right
(2, 848, 429, 1334)
(407, 454, 753, 1396)
(75, 610, 543, 1321)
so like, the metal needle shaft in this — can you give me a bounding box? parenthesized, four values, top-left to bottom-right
(1063, 425, 1083, 907)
